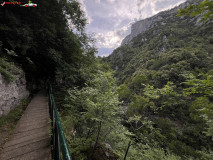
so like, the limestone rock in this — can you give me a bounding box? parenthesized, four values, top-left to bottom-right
(0, 72, 29, 117)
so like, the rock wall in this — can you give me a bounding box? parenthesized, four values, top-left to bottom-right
(121, 0, 202, 45)
(0, 72, 29, 117)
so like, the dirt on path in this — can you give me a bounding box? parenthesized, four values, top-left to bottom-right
(0, 91, 51, 160)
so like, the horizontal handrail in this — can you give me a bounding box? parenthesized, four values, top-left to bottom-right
(48, 84, 72, 160)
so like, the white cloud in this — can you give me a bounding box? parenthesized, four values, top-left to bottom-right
(152, 0, 186, 14)
(107, 0, 115, 3)
(77, 0, 93, 24)
(94, 24, 131, 48)
(79, 0, 186, 55)
(95, 32, 120, 48)
(99, 53, 110, 57)
(95, 0, 101, 3)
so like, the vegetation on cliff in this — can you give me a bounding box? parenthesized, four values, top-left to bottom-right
(105, 1, 213, 159)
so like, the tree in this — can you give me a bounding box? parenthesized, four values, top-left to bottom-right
(0, 0, 95, 89)
(178, 0, 213, 22)
(132, 74, 148, 92)
(184, 71, 213, 138)
(117, 83, 131, 101)
(62, 68, 124, 159)
(184, 72, 213, 97)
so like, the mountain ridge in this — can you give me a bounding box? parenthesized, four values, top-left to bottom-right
(106, 0, 212, 85)
(121, 0, 203, 46)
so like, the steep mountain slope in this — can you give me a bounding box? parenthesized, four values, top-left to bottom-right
(105, 0, 213, 159)
(107, 0, 213, 86)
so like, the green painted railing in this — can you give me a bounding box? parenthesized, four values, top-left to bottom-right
(48, 84, 72, 160)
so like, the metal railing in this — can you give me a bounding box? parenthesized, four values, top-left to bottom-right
(48, 84, 72, 160)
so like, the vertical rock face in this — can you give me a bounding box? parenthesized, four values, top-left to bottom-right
(121, 0, 202, 46)
(0, 72, 29, 117)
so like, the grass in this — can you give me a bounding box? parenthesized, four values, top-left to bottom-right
(0, 66, 15, 83)
(0, 98, 31, 149)
(0, 58, 22, 83)
(0, 99, 30, 128)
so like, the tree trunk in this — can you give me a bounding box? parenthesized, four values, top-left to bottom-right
(124, 141, 131, 160)
(92, 121, 102, 156)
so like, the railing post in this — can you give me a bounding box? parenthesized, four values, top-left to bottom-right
(55, 124, 60, 160)
(48, 84, 72, 160)
(57, 130, 61, 160)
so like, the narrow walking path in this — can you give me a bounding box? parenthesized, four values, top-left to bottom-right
(0, 91, 51, 160)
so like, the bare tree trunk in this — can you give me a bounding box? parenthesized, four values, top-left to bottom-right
(92, 121, 102, 156)
(124, 141, 131, 160)
(85, 127, 92, 140)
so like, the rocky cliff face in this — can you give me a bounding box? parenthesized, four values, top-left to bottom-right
(121, 0, 202, 45)
(106, 0, 212, 84)
(0, 71, 29, 117)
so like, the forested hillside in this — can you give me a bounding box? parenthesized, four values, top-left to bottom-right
(105, 0, 213, 159)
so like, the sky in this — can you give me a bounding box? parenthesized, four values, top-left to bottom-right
(78, 0, 186, 57)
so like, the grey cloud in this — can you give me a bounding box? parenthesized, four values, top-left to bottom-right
(85, 0, 132, 33)
(88, 16, 123, 31)
(116, 30, 127, 37)
(136, 1, 154, 20)
(98, 48, 114, 57)
(81, 0, 186, 56)
(98, 36, 107, 43)
(155, 0, 184, 11)
(116, 26, 131, 37)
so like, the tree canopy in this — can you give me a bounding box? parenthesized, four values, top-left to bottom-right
(0, 0, 96, 89)
(178, 0, 213, 22)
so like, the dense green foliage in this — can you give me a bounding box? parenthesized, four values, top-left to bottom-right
(1, 0, 213, 159)
(0, 0, 96, 89)
(61, 60, 183, 160)
(0, 42, 22, 82)
(178, 0, 213, 22)
(0, 58, 15, 83)
(106, 2, 213, 159)
(184, 72, 213, 138)
(61, 61, 122, 159)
